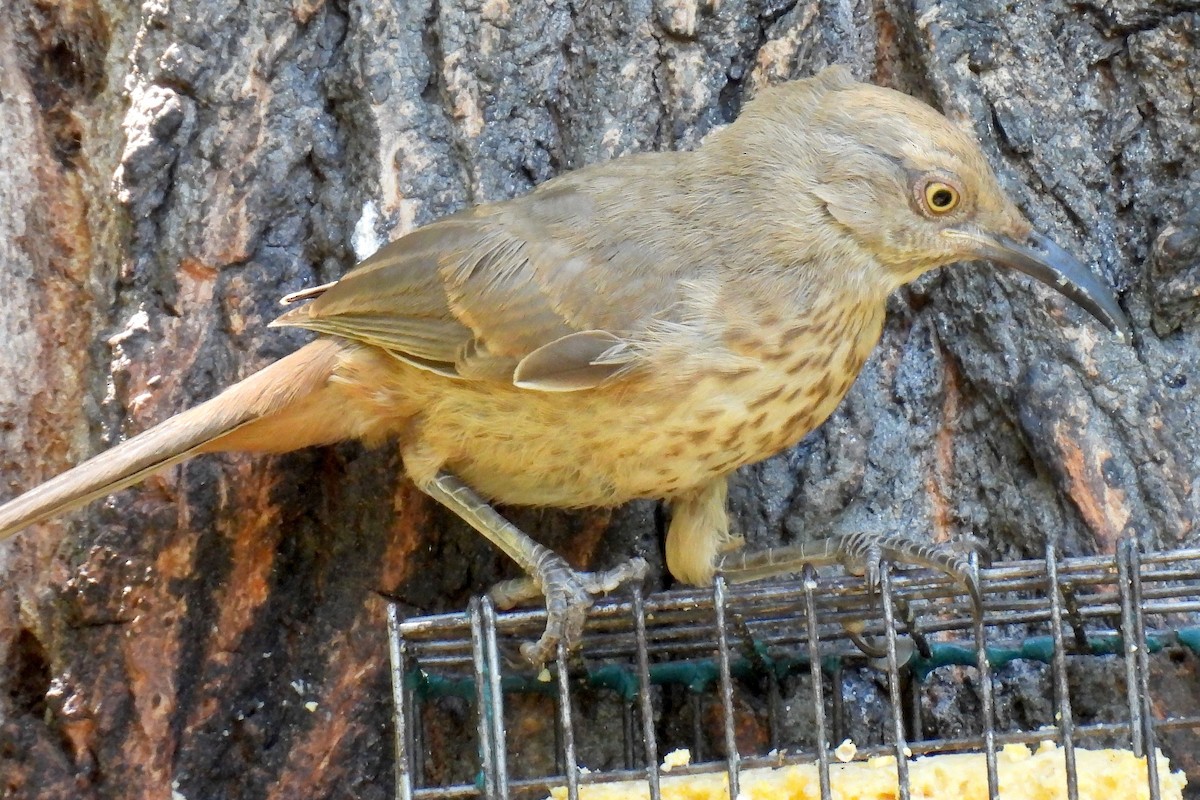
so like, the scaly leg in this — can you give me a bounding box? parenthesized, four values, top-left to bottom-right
(420, 471, 648, 665)
(717, 530, 981, 605)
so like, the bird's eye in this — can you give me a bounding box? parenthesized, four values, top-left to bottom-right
(923, 181, 960, 214)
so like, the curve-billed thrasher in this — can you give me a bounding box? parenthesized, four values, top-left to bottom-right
(0, 67, 1128, 664)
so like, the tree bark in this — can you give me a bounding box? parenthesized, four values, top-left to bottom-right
(0, 0, 1196, 797)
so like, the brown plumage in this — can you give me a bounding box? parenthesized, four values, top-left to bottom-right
(0, 67, 1128, 664)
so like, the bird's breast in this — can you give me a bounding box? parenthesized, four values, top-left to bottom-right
(404, 299, 885, 507)
(648, 299, 887, 477)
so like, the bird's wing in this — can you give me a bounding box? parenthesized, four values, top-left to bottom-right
(271, 168, 687, 390)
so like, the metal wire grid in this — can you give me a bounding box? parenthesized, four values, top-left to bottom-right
(387, 539, 1200, 800)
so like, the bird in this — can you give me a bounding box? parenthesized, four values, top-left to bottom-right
(0, 66, 1129, 665)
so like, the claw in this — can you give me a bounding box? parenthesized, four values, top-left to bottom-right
(493, 557, 649, 667)
(833, 530, 982, 605)
(489, 576, 546, 609)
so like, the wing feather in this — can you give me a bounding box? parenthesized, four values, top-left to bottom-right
(272, 154, 696, 389)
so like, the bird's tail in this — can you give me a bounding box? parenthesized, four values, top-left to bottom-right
(0, 339, 348, 540)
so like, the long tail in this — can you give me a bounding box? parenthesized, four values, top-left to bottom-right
(0, 340, 347, 540)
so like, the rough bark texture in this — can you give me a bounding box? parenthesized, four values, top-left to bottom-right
(0, 0, 1197, 797)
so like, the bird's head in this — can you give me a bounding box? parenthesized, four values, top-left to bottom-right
(738, 66, 1130, 341)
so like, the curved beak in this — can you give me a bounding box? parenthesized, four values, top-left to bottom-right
(972, 230, 1132, 343)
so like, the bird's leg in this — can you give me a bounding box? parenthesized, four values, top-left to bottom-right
(717, 530, 981, 605)
(419, 471, 648, 666)
(665, 477, 741, 586)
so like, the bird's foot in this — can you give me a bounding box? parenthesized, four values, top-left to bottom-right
(719, 530, 981, 604)
(489, 555, 649, 666)
(831, 530, 982, 604)
(418, 471, 649, 666)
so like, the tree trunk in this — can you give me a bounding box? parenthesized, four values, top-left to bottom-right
(0, 0, 1196, 797)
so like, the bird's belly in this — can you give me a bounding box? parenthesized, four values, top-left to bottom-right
(417, 345, 868, 508)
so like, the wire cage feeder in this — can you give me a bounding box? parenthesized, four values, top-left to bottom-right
(386, 539, 1200, 800)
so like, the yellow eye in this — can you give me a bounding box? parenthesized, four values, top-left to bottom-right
(923, 181, 960, 214)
